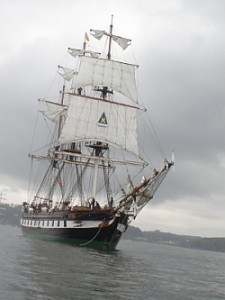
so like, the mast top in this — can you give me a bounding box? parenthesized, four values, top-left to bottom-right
(107, 15, 114, 60)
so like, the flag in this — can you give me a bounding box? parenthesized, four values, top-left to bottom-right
(85, 32, 89, 42)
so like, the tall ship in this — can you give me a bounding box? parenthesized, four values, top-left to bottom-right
(21, 17, 173, 250)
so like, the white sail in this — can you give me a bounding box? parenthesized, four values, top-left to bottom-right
(72, 56, 138, 102)
(58, 95, 139, 156)
(112, 35, 131, 50)
(90, 29, 131, 50)
(68, 48, 100, 58)
(90, 29, 107, 40)
(41, 101, 67, 122)
(68, 48, 84, 57)
(58, 66, 77, 81)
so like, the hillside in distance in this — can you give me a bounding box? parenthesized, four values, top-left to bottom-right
(123, 226, 225, 253)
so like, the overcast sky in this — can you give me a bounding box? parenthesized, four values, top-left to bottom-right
(1, 0, 225, 237)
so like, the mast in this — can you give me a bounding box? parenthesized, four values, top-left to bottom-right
(107, 15, 113, 60)
(83, 32, 87, 51)
(57, 84, 65, 138)
(92, 159, 99, 200)
(91, 16, 114, 201)
(90, 142, 107, 201)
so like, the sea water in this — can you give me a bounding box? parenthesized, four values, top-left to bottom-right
(0, 225, 225, 300)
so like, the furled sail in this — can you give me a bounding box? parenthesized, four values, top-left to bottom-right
(72, 56, 138, 102)
(58, 95, 139, 156)
(41, 101, 67, 122)
(68, 48, 100, 58)
(90, 30, 107, 40)
(112, 35, 131, 50)
(90, 29, 131, 50)
(68, 48, 84, 57)
(58, 66, 77, 81)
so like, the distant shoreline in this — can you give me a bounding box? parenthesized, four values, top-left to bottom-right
(1, 203, 225, 253)
(123, 226, 225, 253)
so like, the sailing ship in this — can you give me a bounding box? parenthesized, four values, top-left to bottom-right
(21, 17, 173, 250)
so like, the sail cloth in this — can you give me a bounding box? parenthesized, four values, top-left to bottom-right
(112, 35, 131, 50)
(72, 56, 138, 103)
(58, 66, 77, 81)
(90, 30, 132, 50)
(68, 48, 84, 57)
(68, 48, 100, 58)
(58, 95, 139, 157)
(41, 101, 67, 122)
(90, 30, 107, 40)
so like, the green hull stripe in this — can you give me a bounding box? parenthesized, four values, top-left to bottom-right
(22, 231, 119, 251)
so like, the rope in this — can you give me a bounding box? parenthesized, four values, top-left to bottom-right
(79, 225, 103, 247)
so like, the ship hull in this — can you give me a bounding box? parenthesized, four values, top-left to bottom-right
(21, 212, 128, 251)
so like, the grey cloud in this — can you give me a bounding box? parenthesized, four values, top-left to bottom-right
(1, 0, 225, 236)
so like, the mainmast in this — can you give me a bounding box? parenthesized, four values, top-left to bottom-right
(91, 16, 114, 202)
(107, 15, 114, 60)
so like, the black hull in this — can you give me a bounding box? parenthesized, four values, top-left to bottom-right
(21, 214, 128, 251)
